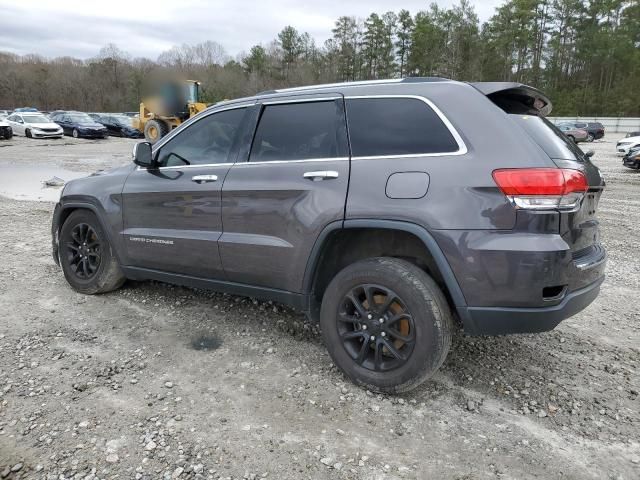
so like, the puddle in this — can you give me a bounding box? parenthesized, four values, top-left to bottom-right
(190, 334, 223, 351)
(0, 165, 86, 202)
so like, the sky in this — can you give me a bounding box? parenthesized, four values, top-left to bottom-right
(0, 0, 503, 61)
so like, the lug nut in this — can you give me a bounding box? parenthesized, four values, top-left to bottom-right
(370, 335, 375, 341)
(381, 332, 386, 337)
(362, 325, 367, 330)
(379, 318, 384, 323)
(367, 314, 373, 320)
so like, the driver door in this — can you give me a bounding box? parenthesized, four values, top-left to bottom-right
(121, 104, 252, 278)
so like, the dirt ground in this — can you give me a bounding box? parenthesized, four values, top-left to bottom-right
(0, 134, 638, 480)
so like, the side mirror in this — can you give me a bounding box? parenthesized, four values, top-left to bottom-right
(132, 142, 154, 167)
(585, 150, 595, 159)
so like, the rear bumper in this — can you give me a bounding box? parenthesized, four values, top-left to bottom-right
(460, 276, 604, 335)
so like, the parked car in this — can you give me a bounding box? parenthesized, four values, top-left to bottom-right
(0, 109, 11, 116)
(616, 135, 640, 156)
(557, 124, 588, 143)
(122, 112, 138, 117)
(52, 111, 108, 139)
(6, 112, 63, 138)
(13, 107, 39, 113)
(622, 145, 640, 170)
(557, 121, 605, 142)
(0, 116, 12, 139)
(51, 78, 606, 393)
(625, 131, 640, 138)
(49, 110, 68, 119)
(90, 113, 143, 138)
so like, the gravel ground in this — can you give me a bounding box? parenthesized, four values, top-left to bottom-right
(0, 134, 638, 479)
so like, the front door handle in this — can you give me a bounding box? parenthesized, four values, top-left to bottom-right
(192, 174, 218, 183)
(303, 170, 339, 181)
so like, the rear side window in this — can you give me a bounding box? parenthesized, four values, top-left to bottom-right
(250, 100, 347, 161)
(346, 97, 459, 157)
(511, 114, 585, 162)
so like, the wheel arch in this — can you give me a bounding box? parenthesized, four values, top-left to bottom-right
(303, 219, 468, 321)
(53, 200, 123, 265)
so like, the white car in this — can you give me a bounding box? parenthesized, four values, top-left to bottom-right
(5, 112, 63, 139)
(616, 135, 640, 156)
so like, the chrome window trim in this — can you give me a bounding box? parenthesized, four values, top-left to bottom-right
(236, 157, 349, 166)
(344, 94, 468, 159)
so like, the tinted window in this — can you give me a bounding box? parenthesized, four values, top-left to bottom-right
(250, 100, 346, 161)
(157, 108, 246, 167)
(346, 98, 459, 157)
(511, 114, 585, 162)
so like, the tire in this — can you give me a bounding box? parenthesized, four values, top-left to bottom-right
(72, 128, 79, 138)
(586, 133, 595, 142)
(58, 210, 125, 295)
(2, 128, 11, 140)
(25, 129, 32, 138)
(320, 257, 453, 394)
(144, 119, 169, 144)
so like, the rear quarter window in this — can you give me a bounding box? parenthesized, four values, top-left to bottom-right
(511, 114, 585, 161)
(346, 97, 460, 157)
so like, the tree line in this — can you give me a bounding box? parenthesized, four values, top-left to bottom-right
(0, 0, 638, 116)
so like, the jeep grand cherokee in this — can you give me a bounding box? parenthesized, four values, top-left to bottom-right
(51, 78, 606, 393)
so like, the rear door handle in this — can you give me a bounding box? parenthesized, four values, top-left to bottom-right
(192, 175, 218, 183)
(303, 170, 339, 181)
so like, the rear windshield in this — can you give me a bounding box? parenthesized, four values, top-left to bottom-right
(510, 114, 585, 162)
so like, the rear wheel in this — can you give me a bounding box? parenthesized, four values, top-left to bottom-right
(72, 128, 79, 138)
(320, 257, 453, 394)
(144, 119, 168, 144)
(2, 128, 11, 140)
(59, 210, 125, 294)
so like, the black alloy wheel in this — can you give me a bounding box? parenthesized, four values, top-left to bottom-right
(338, 284, 416, 372)
(65, 223, 101, 279)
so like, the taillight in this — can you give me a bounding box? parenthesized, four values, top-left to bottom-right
(492, 168, 588, 210)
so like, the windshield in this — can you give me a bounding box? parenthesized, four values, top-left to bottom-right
(113, 115, 133, 126)
(510, 114, 585, 162)
(23, 115, 51, 124)
(67, 114, 93, 123)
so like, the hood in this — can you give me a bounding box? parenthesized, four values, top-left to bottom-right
(620, 135, 640, 143)
(76, 122, 105, 128)
(28, 123, 62, 129)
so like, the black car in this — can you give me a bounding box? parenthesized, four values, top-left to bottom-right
(91, 113, 143, 138)
(558, 121, 605, 142)
(623, 145, 640, 169)
(52, 111, 108, 139)
(626, 131, 640, 138)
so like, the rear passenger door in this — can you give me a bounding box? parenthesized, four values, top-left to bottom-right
(220, 94, 349, 292)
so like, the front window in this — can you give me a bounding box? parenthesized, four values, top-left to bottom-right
(156, 107, 246, 167)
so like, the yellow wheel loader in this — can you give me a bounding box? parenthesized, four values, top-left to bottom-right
(133, 80, 208, 144)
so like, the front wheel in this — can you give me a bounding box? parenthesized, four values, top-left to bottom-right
(25, 129, 32, 138)
(144, 119, 168, 144)
(59, 210, 125, 294)
(586, 133, 595, 142)
(320, 257, 453, 394)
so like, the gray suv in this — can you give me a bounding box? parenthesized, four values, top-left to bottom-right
(51, 78, 606, 393)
